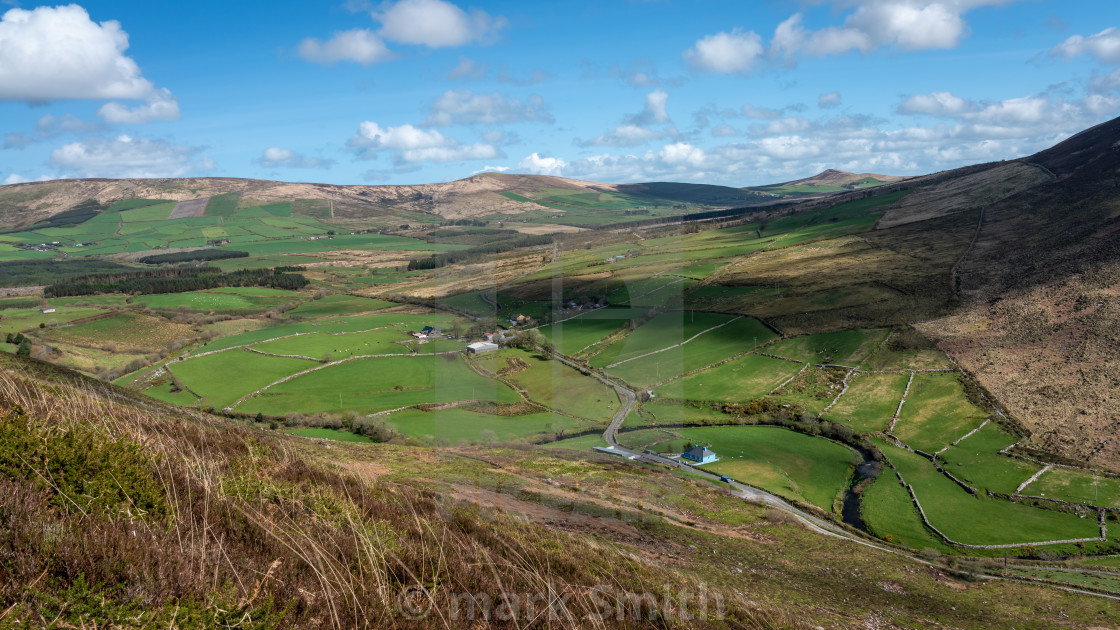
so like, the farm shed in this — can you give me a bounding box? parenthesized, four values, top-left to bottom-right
(467, 342, 499, 354)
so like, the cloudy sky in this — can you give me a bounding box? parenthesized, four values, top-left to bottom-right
(1, 0, 1118, 187)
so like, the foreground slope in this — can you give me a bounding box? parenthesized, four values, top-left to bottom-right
(1, 352, 1117, 628)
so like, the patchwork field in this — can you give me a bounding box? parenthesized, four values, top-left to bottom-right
(1023, 466, 1120, 507)
(823, 371, 910, 433)
(43, 311, 196, 352)
(383, 406, 594, 443)
(587, 311, 737, 368)
(767, 328, 890, 365)
(653, 353, 804, 402)
(893, 372, 989, 453)
(938, 422, 1042, 495)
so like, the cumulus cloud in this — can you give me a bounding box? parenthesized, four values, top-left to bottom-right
(377, 0, 506, 47)
(0, 5, 153, 102)
(751, 117, 813, 137)
(347, 121, 499, 163)
(497, 66, 552, 86)
(819, 92, 842, 109)
(1091, 68, 1120, 94)
(472, 165, 509, 174)
(898, 91, 978, 116)
(424, 90, 552, 126)
(97, 87, 181, 124)
(581, 90, 675, 147)
(742, 104, 783, 120)
(770, 1, 1015, 62)
(4, 173, 56, 185)
(516, 153, 567, 176)
(257, 147, 335, 169)
(1051, 27, 1120, 64)
(49, 135, 212, 178)
(298, 29, 393, 65)
(684, 29, 764, 75)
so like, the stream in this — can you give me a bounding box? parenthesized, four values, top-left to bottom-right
(841, 453, 878, 532)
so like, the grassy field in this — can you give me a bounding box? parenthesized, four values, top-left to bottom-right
(536, 308, 639, 356)
(494, 349, 620, 421)
(655, 353, 804, 402)
(288, 294, 394, 317)
(135, 289, 302, 311)
(767, 328, 889, 365)
(627, 400, 731, 427)
(541, 433, 608, 450)
(606, 316, 778, 386)
(44, 311, 195, 352)
(681, 426, 858, 511)
(237, 354, 520, 416)
(249, 326, 418, 358)
(860, 472, 950, 551)
(939, 423, 1042, 494)
(823, 371, 910, 433)
(880, 440, 1100, 546)
(1024, 467, 1120, 507)
(894, 373, 989, 453)
(383, 406, 594, 443)
(769, 366, 847, 414)
(170, 351, 317, 409)
(0, 306, 105, 335)
(588, 311, 736, 368)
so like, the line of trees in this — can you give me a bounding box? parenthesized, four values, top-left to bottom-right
(44, 267, 309, 297)
(407, 234, 553, 270)
(138, 249, 249, 264)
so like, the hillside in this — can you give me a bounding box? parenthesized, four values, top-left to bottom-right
(743, 169, 905, 198)
(1, 352, 1116, 628)
(0, 173, 761, 233)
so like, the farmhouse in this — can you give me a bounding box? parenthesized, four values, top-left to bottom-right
(680, 445, 718, 465)
(467, 341, 499, 354)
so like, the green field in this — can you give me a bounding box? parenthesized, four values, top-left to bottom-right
(588, 311, 736, 368)
(894, 373, 989, 453)
(1024, 467, 1120, 507)
(0, 306, 105, 335)
(683, 426, 857, 511)
(135, 289, 302, 311)
(170, 351, 317, 409)
(823, 372, 910, 433)
(606, 317, 778, 386)
(249, 326, 418, 358)
(494, 349, 620, 421)
(384, 406, 594, 443)
(238, 354, 521, 416)
(767, 329, 889, 365)
(860, 472, 950, 551)
(537, 308, 639, 356)
(880, 440, 1100, 546)
(939, 423, 1042, 494)
(654, 353, 804, 402)
(288, 294, 394, 317)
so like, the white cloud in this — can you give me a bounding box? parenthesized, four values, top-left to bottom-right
(376, 0, 506, 48)
(1051, 27, 1120, 64)
(472, 165, 509, 174)
(684, 29, 764, 75)
(347, 121, 499, 163)
(898, 91, 977, 116)
(751, 117, 813, 137)
(4, 173, 56, 185)
(1091, 68, 1120, 94)
(497, 66, 551, 86)
(298, 29, 393, 65)
(770, 1, 1014, 61)
(424, 90, 552, 126)
(258, 147, 334, 169)
(516, 153, 567, 176)
(49, 135, 212, 178)
(819, 92, 842, 108)
(448, 57, 486, 80)
(97, 87, 181, 124)
(581, 90, 675, 147)
(0, 5, 153, 102)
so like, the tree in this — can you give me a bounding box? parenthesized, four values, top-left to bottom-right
(16, 339, 31, 357)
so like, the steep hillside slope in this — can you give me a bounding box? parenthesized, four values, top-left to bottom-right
(918, 116, 1120, 470)
(1, 353, 1115, 628)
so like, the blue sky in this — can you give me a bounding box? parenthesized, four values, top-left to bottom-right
(1, 0, 1118, 187)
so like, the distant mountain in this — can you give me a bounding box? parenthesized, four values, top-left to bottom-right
(0, 172, 768, 232)
(743, 169, 905, 198)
